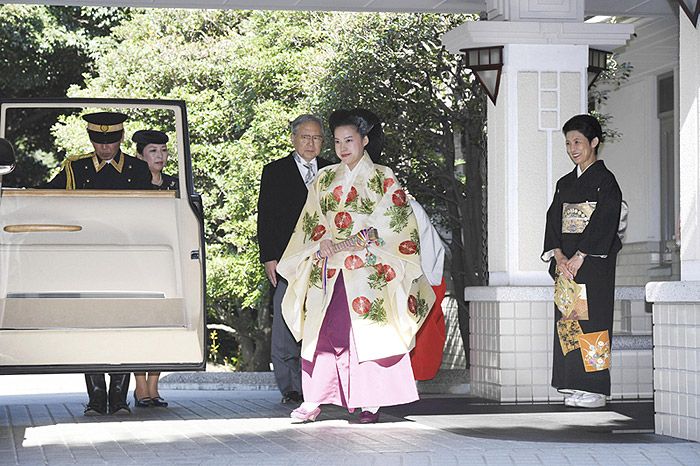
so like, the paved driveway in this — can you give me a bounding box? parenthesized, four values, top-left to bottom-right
(0, 374, 698, 465)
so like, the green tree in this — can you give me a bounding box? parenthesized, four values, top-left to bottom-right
(589, 56, 633, 142)
(0, 4, 131, 187)
(62, 9, 485, 369)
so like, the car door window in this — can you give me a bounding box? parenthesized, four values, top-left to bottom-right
(1, 106, 179, 194)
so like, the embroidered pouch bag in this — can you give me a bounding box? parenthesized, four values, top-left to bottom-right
(578, 330, 611, 372)
(554, 273, 589, 320)
(557, 320, 583, 355)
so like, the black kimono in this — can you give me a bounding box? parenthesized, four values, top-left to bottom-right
(542, 160, 622, 396)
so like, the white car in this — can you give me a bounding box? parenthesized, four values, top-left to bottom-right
(0, 98, 206, 374)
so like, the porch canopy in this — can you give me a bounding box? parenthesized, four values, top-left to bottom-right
(6, 0, 676, 16)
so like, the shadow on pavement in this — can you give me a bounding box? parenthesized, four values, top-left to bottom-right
(382, 397, 687, 444)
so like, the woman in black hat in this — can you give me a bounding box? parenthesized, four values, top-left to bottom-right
(130, 129, 178, 408)
(132, 130, 178, 191)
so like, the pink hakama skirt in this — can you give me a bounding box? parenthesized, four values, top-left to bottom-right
(301, 273, 418, 409)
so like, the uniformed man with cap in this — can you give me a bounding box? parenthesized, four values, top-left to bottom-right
(132, 129, 178, 190)
(46, 111, 153, 415)
(46, 111, 153, 190)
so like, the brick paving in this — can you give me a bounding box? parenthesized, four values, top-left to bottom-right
(1, 387, 699, 465)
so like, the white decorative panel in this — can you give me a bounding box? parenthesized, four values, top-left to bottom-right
(518, 0, 584, 21)
(487, 0, 584, 21)
(539, 72, 560, 130)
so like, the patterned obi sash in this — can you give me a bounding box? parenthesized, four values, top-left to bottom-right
(561, 201, 596, 234)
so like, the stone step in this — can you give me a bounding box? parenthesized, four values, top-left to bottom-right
(614, 334, 653, 350)
(160, 368, 471, 395)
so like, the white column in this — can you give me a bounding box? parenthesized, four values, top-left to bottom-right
(643, 8, 700, 445)
(679, 14, 700, 280)
(487, 43, 588, 286)
(442, 21, 634, 286)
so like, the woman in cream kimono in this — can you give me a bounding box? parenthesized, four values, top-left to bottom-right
(277, 111, 435, 424)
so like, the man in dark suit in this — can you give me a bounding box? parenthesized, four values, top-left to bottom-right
(46, 111, 153, 416)
(257, 114, 331, 404)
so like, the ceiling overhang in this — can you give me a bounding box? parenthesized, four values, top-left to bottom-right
(3, 0, 677, 16)
(4, 0, 486, 13)
(443, 21, 636, 54)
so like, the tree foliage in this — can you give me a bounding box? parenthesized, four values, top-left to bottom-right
(0, 4, 131, 186)
(589, 56, 633, 142)
(66, 9, 342, 369)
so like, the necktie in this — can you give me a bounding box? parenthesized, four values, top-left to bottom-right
(303, 162, 314, 185)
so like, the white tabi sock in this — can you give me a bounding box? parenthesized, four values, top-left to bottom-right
(362, 406, 380, 414)
(299, 402, 320, 411)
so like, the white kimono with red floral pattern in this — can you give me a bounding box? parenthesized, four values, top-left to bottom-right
(277, 153, 435, 363)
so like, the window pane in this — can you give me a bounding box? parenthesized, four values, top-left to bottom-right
(2, 106, 179, 194)
(658, 75, 674, 115)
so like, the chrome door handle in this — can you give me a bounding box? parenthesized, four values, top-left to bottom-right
(3, 224, 82, 233)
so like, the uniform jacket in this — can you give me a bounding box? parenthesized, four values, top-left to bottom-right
(153, 173, 178, 191)
(45, 151, 153, 190)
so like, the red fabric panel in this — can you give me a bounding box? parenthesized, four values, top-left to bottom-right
(410, 278, 447, 381)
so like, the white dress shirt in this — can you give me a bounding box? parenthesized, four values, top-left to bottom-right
(293, 152, 318, 187)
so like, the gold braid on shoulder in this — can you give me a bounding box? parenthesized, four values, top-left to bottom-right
(61, 152, 93, 190)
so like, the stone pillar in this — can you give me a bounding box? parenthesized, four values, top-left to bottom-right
(679, 12, 700, 281)
(646, 282, 700, 442)
(486, 42, 588, 286)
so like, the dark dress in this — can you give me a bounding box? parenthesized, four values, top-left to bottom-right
(542, 160, 622, 395)
(153, 173, 178, 191)
(45, 151, 152, 190)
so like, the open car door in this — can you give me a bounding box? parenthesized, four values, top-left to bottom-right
(0, 98, 206, 374)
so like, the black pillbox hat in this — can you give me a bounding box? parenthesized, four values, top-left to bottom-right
(132, 130, 169, 146)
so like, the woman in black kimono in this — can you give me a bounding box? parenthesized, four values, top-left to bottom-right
(542, 114, 622, 408)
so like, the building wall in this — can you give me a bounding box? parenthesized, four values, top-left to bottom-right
(600, 16, 680, 285)
(469, 297, 652, 402)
